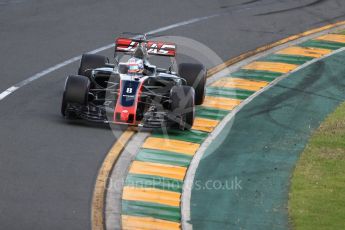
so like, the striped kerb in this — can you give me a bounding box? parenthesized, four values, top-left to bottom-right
(152, 129, 208, 144)
(142, 137, 200, 155)
(122, 200, 181, 222)
(195, 106, 229, 121)
(315, 34, 345, 44)
(275, 46, 332, 58)
(125, 174, 183, 193)
(212, 78, 269, 91)
(122, 215, 180, 230)
(192, 117, 219, 132)
(231, 69, 282, 82)
(135, 149, 193, 167)
(122, 186, 181, 207)
(206, 87, 254, 100)
(242, 61, 298, 73)
(261, 54, 313, 65)
(299, 40, 345, 50)
(128, 161, 187, 181)
(201, 96, 242, 111)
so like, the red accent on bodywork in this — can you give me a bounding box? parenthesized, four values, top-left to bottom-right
(115, 38, 176, 57)
(113, 80, 143, 125)
(120, 110, 129, 121)
(115, 38, 139, 52)
(147, 41, 176, 57)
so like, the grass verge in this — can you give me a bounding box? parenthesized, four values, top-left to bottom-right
(289, 102, 345, 230)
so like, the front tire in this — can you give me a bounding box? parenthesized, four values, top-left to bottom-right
(78, 54, 108, 78)
(61, 75, 90, 117)
(170, 85, 195, 130)
(178, 63, 206, 105)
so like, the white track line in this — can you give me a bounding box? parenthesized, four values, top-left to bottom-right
(0, 14, 219, 102)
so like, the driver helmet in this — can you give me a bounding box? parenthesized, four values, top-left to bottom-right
(127, 57, 144, 74)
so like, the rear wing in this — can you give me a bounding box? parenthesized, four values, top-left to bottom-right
(115, 38, 176, 57)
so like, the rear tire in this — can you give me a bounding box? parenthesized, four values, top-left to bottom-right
(61, 75, 90, 117)
(170, 85, 195, 130)
(78, 54, 108, 78)
(178, 63, 206, 105)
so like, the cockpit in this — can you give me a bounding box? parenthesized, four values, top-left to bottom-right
(118, 58, 156, 76)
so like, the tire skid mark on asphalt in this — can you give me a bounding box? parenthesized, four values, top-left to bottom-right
(120, 30, 345, 230)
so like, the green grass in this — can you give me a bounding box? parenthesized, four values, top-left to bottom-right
(289, 102, 345, 230)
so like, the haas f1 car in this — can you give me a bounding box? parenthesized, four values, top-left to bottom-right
(61, 35, 206, 130)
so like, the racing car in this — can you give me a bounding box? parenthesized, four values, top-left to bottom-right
(61, 34, 206, 130)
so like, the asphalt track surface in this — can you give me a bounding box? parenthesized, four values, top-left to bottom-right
(1, 0, 345, 229)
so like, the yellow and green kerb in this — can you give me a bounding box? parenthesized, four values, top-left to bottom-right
(120, 31, 345, 230)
